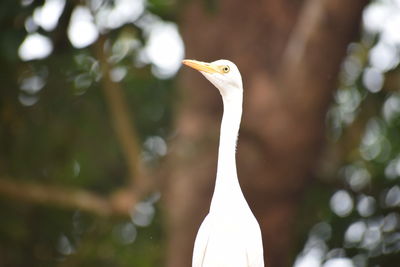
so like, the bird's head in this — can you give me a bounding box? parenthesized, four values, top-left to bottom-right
(182, 59, 243, 99)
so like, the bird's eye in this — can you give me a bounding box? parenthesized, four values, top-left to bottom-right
(222, 66, 230, 73)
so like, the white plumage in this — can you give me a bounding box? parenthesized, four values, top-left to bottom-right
(182, 59, 264, 267)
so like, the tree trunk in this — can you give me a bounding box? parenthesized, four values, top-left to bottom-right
(163, 0, 368, 266)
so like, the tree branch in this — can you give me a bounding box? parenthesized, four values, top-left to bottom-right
(278, 0, 368, 112)
(94, 35, 153, 196)
(0, 36, 157, 216)
(279, 0, 324, 77)
(0, 178, 134, 217)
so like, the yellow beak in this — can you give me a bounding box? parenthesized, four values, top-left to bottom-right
(182, 59, 220, 74)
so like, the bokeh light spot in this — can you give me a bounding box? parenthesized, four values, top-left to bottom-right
(323, 258, 354, 267)
(95, 0, 144, 30)
(370, 41, 399, 72)
(143, 20, 184, 79)
(345, 221, 367, 245)
(385, 185, 400, 207)
(33, 0, 65, 31)
(68, 6, 99, 48)
(113, 222, 137, 244)
(330, 190, 354, 217)
(362, 67, 384, 93)
(57, 234, 74, 255)
(357, 195, 376, 217)
(18, 33, 53, 61)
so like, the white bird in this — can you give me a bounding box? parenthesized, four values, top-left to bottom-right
(182, 59, 264, 267)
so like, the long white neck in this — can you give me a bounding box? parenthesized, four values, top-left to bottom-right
(210, 90, 246, 213)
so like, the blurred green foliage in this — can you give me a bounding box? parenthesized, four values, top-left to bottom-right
(294, 3, 400, 265)
(0, 0, 177, 266)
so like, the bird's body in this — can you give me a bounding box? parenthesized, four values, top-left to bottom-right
(182, 59, 264, 267)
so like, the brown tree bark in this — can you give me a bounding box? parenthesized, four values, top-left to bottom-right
(164, 0, 368, 266)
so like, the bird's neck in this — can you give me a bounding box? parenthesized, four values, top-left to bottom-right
(210, 91, 246, 213)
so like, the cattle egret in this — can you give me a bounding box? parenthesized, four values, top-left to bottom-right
(182, 59, 264, 267)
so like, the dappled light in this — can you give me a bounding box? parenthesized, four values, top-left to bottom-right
(297, 0, 400, 266)
(3, 0, 177, 265)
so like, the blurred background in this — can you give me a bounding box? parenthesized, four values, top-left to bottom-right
(1, 0, 400, 266)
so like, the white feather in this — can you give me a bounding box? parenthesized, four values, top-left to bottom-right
(189, 59, 265, 267)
